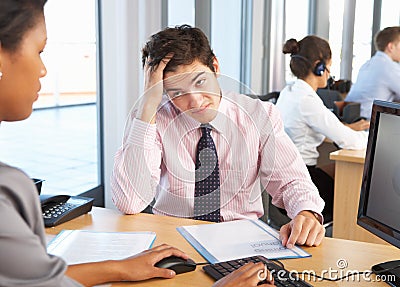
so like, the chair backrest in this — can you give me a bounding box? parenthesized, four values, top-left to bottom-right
(256, 91, 280, 104)
(333, 101, 361, 124)
(316, 89, 343, 110)
(332, 79, 352, 93)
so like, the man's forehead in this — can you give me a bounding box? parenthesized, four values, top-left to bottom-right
(164, 69, 212, 86)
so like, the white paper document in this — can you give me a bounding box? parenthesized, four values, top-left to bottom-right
(47, 230, 156, 265)
(177, 219, 310, 264)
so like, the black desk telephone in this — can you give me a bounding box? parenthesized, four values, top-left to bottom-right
(40, 194, 94, 227)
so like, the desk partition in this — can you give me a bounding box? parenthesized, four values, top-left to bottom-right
(330, 149, 388, 244)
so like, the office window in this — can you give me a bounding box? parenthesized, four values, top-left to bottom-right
(167, 0, 244, 92)
(284, 0, 309, 83)
(285, 0, 309, 40)
(328, 0, 344, 80)
(0, 0, 101, 198)
(211, 0, 242, 90)
(380, 0, 400, 30)
(352, 0, 374, 81)
(168, 0, 195, 26)
(40, 0, 96, 108)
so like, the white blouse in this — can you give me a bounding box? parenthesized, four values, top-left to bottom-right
(276, 79, 368, 166)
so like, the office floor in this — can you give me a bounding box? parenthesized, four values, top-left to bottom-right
(0, 104, 99, 196)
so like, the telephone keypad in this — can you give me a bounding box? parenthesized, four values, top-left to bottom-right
(41, 195, 94, 227)
(43, 203, 75, 219)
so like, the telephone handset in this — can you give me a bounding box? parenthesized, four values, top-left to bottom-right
(40, 194, 94, 227)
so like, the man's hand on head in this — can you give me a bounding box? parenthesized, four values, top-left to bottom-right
(279, 210, 325, 249)
(139, 54, 173, 124)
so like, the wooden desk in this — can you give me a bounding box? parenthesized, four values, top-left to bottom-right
(46, 207, 400, 286)
(330, 149, 388, 244)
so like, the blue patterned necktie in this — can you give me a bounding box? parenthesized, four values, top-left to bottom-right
(194, 124, 221, 222)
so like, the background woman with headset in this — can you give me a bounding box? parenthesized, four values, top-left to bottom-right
(276, 36, 369, 224)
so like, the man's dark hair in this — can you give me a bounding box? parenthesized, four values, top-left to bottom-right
(0, 0, 47, 52)
(374, 26, 400, 52)
(142, 24, 216, 74)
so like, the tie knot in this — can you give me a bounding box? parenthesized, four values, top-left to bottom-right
(200, 124, 212, 137)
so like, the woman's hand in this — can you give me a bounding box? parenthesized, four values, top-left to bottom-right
(345, 119, 370, 131)
(117, 243, 190, 281)
(66, 244, 190, 285)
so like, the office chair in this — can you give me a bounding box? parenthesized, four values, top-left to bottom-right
(260, 192, 290, 230)
(260, 191, 333, 236)
(331, 79, 352, 94)
(257, 91, 280, 104)
(333, 101, 362, 124)
(142, 199, 156, 214)
(316, 88, 343, 111)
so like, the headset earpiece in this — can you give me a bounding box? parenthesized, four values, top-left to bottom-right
(291, 55, 326, 77)
(313, 61, 326, 76)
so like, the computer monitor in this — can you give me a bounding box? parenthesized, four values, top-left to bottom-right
(357, 100, 400, 286)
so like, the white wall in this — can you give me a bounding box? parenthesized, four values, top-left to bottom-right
(250, 0, 265, 94)
(100, 0, 162, 209)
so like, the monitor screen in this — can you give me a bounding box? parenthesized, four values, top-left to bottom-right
(357, 100, 400, 246)
(357, 100, 400, 285)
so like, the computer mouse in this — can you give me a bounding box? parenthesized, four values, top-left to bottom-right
(154, 255, 197, 274)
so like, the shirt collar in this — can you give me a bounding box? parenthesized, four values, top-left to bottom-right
(375, 50, 393, 62)
(179, 90, 226, 134)
(209, 90, 235, 135)
(292, 79, 320, 97)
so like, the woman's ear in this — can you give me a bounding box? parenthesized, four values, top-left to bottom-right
(212, 57, 220, 76)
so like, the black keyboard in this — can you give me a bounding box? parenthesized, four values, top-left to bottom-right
(203, 255, 313, 287)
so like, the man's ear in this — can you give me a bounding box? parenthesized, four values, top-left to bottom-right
(385, 41, 397, 60)
(386, 41, 393, 52)
(386, 40, 398, 53)
(212, 57, 220, 76)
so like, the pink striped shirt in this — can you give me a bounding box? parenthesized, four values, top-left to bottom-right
(111, 91, 324, 221)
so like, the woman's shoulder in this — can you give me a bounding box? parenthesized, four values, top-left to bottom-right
(0, 162, 31, 182)
(0, 162, 37, 199)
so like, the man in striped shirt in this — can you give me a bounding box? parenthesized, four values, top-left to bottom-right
(111, 25, 326, 249)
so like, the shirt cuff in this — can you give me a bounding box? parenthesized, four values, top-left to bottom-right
(126, 118, 157, 147)
(309, 210, 324, 224)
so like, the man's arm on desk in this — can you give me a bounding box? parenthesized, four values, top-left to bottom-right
(259, 104, 325, 248)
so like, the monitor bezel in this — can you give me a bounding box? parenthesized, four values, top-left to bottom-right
(357, 100, 400, 248)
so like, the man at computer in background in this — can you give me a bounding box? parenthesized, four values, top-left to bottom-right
(111, 24, 325, 248)
(345, 26, 400, 120)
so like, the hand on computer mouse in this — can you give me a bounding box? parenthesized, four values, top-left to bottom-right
(212, 262, 274, 287)
(110, 244, 190, 282)
(154, 255, 197, 274)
